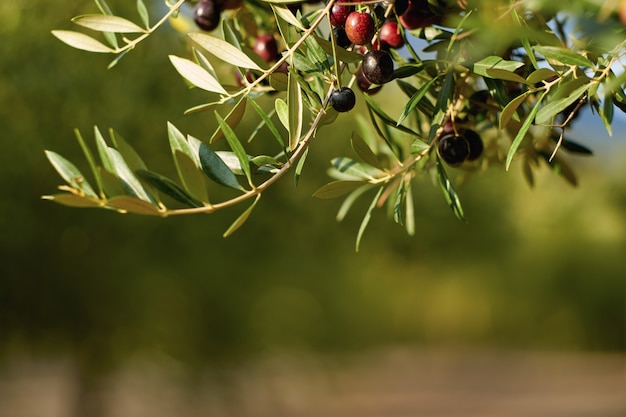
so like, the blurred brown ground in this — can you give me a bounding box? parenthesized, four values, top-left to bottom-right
(0, 349, 623, 417)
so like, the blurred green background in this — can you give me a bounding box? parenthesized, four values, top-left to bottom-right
(1, 0, 624, 393)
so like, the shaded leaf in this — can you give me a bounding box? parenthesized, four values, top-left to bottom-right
(271, 5, 306, 31)
(189, 32, 262, 70)
(313, 180, 367, 199)
(74, 128, 104, 197)
(210, 97, 247, 143)
(215, 112, 252, 182)
(436, 159, 464, 221)
(330, 157, 385, 181)
(136, 169, 203, 208)
(410, 138, 430, 154)
(363, 94, 419, 137)
(106, 196, 161, 215)
(174, 150, 209, 202)
(294, 146, 308, 186)
(169, 55, 228, 94)
(500, 92, 529, 129)
(526, 68, 558, 84)
(249, 98, 285, 148)
(198, 142, 244, 191)
(223, 194, 261, 237)
(397, 77, 437, 126)
(42, 193, 101, 208)
(136, 0, 150, 28)
(352, 132, 383, 170)
(314, 34, 362, 63)
(355, 186, 384, 252)
(337, 183, 374, 222)
(51, 30, 114, 53)
(72, 14, 146, 33)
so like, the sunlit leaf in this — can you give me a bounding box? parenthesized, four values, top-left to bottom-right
(410, 138, 430, 154)
(271, 5, 306, 31)
(275, 98, 289, 130)
(473, 56, 525, 78)
(294, 146, 308, 186)
(533, 45, 594, 68)
(169, 55, 228, 94)
(51, 30, 114, 53)
(74, 128, 104, 197)
(188, 32, 263, 70)
(72, 14, 146, 33)
(535, 82, 590, 125)
(45, 151, 98, 198)
(108, 148, 156, 203)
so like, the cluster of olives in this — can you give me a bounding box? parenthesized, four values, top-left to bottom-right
(437, 123, 484, 167)
(329, 2, 410, 112)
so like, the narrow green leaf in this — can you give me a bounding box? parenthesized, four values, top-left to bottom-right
(533, 45, 594, 68)
(249, 98, 285, 148)
(352, 132, 383, 170)
(223, 194, 261, 237)
(174, 150, 209, 202)
(51, 30, 114, 53)
(484, 68, 528, 84)
(500, 92, 529, 129)
(209, 97, 247, 143)
(535, 82, 590, 125)
(410, 139, 430, 154)
(74, 128, 104, 197)
(304, 34, 330, 72)
(136, 169, 203, 208)
(287, 69, 303, 151)
(45, 151, 98, 198)
(294, 146, 308, 186)
(99, 167, 127, 197)
(404, 182, 415, 236)
(106, 196, 161, 215)
(198, 142, 244, 191)
(313, 34, 362, 63)
(397, 77, 437, 126)
(108, 148, 156, 203)
(72, 14, 146, 33)
(526, 68, 558, 85)
(271, 4, 305, 31)
(94, 126, 115, 172)
(215, 112, 252, 183)
(42, 193, 101, 208)
(363, 94, 419, 137)
(330, 157, 385, 181)
(109, 129, 146, 171)
(599, 95, 614, 136)
(355, 186, 384, 252)
(169, 55, 228, 94)
(313, 180, 367, 199)
(136, 0, 150, 28)
(275, 98, 289, 130)
(436, 159, 464, 221)
(188, 33, 263, 70)
(506, 91, 547, 170)
(94, 0, 114, 15)
(336, 183, 374, 221)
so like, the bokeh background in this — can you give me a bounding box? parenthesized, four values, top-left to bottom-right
(1, 1, 624, 416)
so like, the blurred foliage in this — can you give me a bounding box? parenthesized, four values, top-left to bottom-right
(0, 1, 625, 381)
